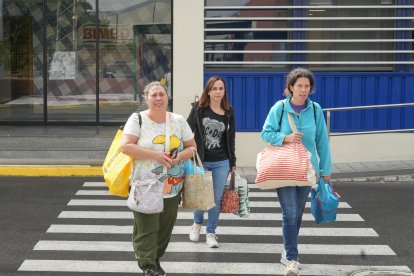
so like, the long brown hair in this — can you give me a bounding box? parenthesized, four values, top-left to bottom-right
(198, 76, 231, 111)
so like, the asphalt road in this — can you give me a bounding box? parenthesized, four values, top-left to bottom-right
(0, 177, 100, 275)
(333, 181, 414, 271)
(0, 177, 413, 275)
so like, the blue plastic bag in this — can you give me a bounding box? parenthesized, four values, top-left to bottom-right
(311, 178, 341, 224)
(184, 159, 204, 175)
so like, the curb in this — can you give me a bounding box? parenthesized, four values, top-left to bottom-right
(333, 174, 414, 183)
(0, 166, 102, 177)
(242, 174, 414, 184)
(1, 166, 413, 182)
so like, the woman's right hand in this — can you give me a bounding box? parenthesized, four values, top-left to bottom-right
(283, 132, 304, 143)
(154, 151, 172, 168)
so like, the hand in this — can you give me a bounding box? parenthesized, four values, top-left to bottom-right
(283, 132, 304, 143)
(171, 152, 182, 166)
(154, 152, 172, 168)
(323, 175, 331, 183)
(230, 166, 236, 173)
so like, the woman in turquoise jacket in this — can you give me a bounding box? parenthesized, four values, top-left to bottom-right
(261, 68, 332, 276)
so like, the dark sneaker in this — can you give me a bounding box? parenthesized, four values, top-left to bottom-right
(143, 268, 158, 276)
(156, 258, 166, 276)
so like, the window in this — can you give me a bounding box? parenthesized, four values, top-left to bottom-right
(204, 0, 414, 72)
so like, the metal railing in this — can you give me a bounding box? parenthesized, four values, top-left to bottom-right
(323, 103, 414, 138)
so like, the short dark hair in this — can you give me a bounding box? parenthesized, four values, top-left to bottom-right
(284, 67, 315, 97)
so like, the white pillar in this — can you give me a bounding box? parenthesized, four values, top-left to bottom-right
(172, 0, 203, 117)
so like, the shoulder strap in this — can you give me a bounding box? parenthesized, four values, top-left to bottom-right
(278, 101, 285, 127)
(312, 102, 317, 123)
(138, 112, 142, 128)
(120, 112, 141, 130)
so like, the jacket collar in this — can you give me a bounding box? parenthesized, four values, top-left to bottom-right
(284, 96, 312, 113)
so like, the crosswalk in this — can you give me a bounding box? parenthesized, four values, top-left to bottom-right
(18, 181, 412, 275)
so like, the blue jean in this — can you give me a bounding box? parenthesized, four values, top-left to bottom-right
(277, 185, 311, 261)
(193, 159, 230, 234)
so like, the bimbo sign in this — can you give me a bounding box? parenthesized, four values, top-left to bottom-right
(81, 25, 131, 42)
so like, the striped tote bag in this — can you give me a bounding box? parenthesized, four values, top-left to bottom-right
(255, 113, 316, 189)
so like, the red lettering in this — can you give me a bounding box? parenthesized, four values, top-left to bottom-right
(83, 28, 92, 39)
(99, 28, 109, 39)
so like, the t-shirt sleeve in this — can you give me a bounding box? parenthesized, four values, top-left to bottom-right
(123, 113, 141, 137)
(175, 114, 194, 142)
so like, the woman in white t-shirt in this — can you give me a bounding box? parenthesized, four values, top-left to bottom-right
(121, 81, 196, 276)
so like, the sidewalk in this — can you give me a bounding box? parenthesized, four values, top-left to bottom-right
(1, 159, 413, 182)
(0, 125, 413, 181)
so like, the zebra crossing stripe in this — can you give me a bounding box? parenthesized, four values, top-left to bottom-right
(82, 183, 285, 190)
(67, 199, 351, 208)
(76, 190, 110, 196)
(83, 182, 106, 187)
(46, 224, 379, 236)
(33, 240, 396, 255)
(82, 182, 339, 193)
(57, 211, 363, 221)
(249, 201, 352, 208)
(81, 182, 276, 189)
(18, 260, 412, 275)
(75, 190, 304, 198)
(177, 212, 362, 221)
(68, 199, 126, 206)
(173, 226, 378, 236)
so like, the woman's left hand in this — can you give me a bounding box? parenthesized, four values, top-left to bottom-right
(230, 166, 236, 173)
(171, 154, 181, 166)
(323, 175, 331, 183)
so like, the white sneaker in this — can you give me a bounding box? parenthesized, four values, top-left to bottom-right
(281, 250, 299, 266)
(280, 249, 287, 266)
(189, 223, 202, 242)
(205, 233, 219, 248)
(284, 260, 300, 276)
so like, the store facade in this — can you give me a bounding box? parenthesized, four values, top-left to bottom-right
(1, 0, 413, 131)
(0, 0, 172, 124)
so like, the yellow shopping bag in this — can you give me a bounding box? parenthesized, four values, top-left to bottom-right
(102, 128, 133, 197)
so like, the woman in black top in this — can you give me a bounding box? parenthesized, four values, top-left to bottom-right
(187, 76, 236, 248)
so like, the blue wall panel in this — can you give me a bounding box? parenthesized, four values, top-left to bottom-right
(204, 72, 414, 132)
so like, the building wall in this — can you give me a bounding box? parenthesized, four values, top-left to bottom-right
(204, 72, 414, 132)
(172, 0, 203, 118)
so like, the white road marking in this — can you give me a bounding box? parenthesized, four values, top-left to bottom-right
(18, 260, 411, 275)
(67, 199, 351, 208)
(58, 211, 363, 221)
(33, 240, 396, 255)
(46, 224, 379, 237)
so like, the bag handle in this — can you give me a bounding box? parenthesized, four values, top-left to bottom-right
(141, 180, 159, 198)
(287, 112, 299, 133)
(189, 147, 206, 174)
(163, 112, 171, 175)
(229, 171, 236, 190)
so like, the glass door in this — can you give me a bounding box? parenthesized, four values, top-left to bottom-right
(0, 0, 44, 122)
(46, 0, 97, 122)
(98, 0, 172, 122)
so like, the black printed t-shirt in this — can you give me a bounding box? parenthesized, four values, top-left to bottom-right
(202, 107, 229, 162)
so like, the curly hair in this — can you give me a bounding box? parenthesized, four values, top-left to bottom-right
(283, 67, 315, 97)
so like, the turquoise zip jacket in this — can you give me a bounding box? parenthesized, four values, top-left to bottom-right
(260, 96, 332, 176)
